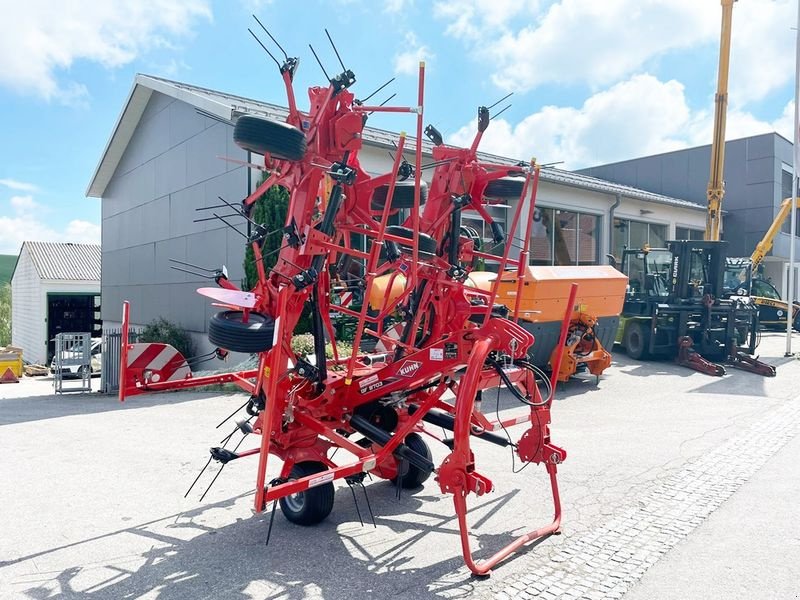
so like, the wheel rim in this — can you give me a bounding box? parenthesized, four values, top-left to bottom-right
(629, 329, 641, 353)
(282, 490, 305, 513)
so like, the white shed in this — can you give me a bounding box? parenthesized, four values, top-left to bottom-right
(11, 242, 101, 365)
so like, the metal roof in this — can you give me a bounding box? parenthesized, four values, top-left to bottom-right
(19, 242, 101, 282)
(86, 74, 704, 212)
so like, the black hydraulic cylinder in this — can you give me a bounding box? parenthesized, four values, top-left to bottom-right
(408, 405, 511, 448)
(448, 203, 462, 266)
(349, 414, 434, 473)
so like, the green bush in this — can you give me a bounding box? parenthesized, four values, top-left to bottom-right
(139, 317, 195, 360)
(0, 283, 10, 347)
(291, 333, 353, 360)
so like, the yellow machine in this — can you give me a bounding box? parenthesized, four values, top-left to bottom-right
(705, 0, 736, 242)
(370, 265, 628, 381)
(751, 197, 794, 269)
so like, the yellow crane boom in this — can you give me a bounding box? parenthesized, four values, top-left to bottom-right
(705, 0, 736, 241)
(751, 197, 795, 269)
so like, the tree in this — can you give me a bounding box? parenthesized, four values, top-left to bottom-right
(0, 283, 11, 347)
(242, 177, 311, 333)
(243, 181, 289, 290)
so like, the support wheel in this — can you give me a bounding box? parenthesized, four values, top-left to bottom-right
(391, 432, 433, 489)
(208, 311, 275, 353)
(371, 180, 428, 210)
(383, 225, 438, 258)
(279, 461, 335, 526)
(233, 115, 307, 161)
(485, 178, 525, 198)
(623, 320, 650, 360)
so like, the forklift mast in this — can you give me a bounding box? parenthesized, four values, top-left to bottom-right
(667, 240, 728, 303)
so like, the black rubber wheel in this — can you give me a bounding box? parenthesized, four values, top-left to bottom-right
(383, 225, 438, 258)
(370, 180, 428, 210)
(623, 320, 650, 360)
(78, 365, 91, 378)
(279, 461, 335, 525)
(208, 311, 275, 353)
(391, 432, 433, 489)
(233, 115, 307, 161)
(485, 178, 525, 198)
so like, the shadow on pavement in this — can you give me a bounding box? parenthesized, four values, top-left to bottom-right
(13, 482, 552, 599)
(0, 390, 222, 427)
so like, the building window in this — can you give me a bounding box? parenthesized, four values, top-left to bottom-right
(675, 226, 704, 241)
(612, 218, 667, 261)
(530, 207, 600, 266)
(780, 168, 800, 236)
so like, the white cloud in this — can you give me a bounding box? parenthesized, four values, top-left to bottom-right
(9, 195, 41, 213)
(0, 179, 39, 193)
(728, 0, 796, 104)
(0, 196, 100, 254)
(65, 220, 102, 245)
(385, 0, 413, 13)
(0, 1, 211, 103)
(448, 73, 786, 170)
(434, 0, 795, 104)
(433, 0, 543, 40)
(393, 32, 433, 75)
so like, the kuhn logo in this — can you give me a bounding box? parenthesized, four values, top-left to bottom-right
(398, 360, 422, 378)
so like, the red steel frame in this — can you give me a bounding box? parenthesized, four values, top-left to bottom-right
(119, 58, 575, 575)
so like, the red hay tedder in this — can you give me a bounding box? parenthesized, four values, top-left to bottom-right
(119, 26, 576, 576)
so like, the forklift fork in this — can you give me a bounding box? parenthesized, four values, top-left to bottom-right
(726, 342, 776, 377)
(675, 336, 726, 376)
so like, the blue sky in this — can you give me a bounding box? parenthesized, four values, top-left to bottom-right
(0, 0, 796, 254)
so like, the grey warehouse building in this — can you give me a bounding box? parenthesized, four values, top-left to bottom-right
(580, 132, 800, 302)
(87, 74, 708, 354)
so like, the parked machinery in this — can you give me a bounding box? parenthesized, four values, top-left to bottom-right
(723, 197, 800, 330)
(119, 26, 578, 576)
(614, 240, 774, 376)
(478, 265, 628, 382)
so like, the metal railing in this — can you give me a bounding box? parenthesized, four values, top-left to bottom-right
(54, 332, 91, 394)
(101, 328, 140, 394)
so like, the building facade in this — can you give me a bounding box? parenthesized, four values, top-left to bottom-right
(580, 133, 800, 300)
(88, 75, 706, 354)
(11, 242, 101, 364)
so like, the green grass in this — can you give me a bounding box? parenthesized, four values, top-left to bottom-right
(0, 255, 16, 285)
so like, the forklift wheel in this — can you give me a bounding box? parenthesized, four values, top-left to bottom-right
(279, 461, 335, 526)
(233, 115, 307, 161)
(370, 180, 428, 210)
(391, 432, 433, 489)
(623, 321, 650, 360)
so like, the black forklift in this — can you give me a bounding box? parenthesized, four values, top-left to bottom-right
(613, 240, 775, 377)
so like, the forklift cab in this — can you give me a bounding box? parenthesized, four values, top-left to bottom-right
(620, 240, 728, 306)
(619, 247, 672, 316)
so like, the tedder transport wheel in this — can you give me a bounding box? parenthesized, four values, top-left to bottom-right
(233, 115, 307, 161)
(384, 225, 438, 257)
(391, 432, 433, 489)
(485, 178, 525, 198)
(623, 320, 650, 360)
(370, 180, 429, 210)
(208, 311, 275, 353)
(279, 461, 336, 525)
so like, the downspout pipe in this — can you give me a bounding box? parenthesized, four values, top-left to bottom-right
(608, 193, 621, 264)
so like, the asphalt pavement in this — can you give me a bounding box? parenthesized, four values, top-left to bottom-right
(0, 333, 798, 599)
